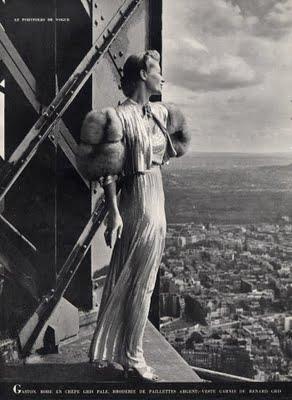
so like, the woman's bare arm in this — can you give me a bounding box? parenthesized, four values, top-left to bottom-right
(104, 180, 123, 248)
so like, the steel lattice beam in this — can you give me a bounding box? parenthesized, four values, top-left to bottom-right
(0, 28, 90, 188)
(0, 0, 142, 203)
(80, 0, 124, 80)
(12, 0, 143, 355)
(18, 192, 108, 356)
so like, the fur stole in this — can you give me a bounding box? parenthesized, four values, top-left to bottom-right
(76, 107, 125, 180)
(161, 102, 190, 157)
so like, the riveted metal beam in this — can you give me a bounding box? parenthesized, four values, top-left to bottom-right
(0, 0, 143, 203)
(18, 191, 109, 356)
(104, 1, 150, 91)
(0, 214, 37, 253)
(0, 29, 39, 112)
(107, 37, 126, 81)
(92, 0, 131, 83)
(0, 29, 90, 189)
(91, 0, 124, 41)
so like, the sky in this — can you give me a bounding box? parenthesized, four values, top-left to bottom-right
(162, 0, 292, 153)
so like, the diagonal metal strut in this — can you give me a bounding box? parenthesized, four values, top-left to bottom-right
(18, 193, 108, 356)
(0, 27, 90, 188)
(9, 0, 143, 355)
(0, 0, 142, 204)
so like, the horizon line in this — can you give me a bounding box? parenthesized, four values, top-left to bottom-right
(186, 151, 292, 155)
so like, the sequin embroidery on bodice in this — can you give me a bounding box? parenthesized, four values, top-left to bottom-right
(148, 118, 166, 165)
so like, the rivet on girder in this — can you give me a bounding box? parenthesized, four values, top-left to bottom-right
(119, 67, 123, 73)
(119, 51, 124, 57)
(101, 15, 104, 21)
(118, 85, 122, 90)
(50, 105, 55, 110)
(94, 20, 98, 26)
(94, 189, 97, 194)
(38, 134, 42, 139)
(94, 3, 97, 8)
(49, 135, 55, 140)
(44, 297, 49, 303)
(83, 245, 87, 250)
(50, 289, 55, 294)
(113, 54, 117, 59)
(85, 70, 89, 74)
(93, 211, 98, 216)
(43, 112, 49, 118)
(70, 90, 74, 95)
(69, 270, 73, 274)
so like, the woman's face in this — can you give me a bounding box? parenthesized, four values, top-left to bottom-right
(144, 59, 164, 95)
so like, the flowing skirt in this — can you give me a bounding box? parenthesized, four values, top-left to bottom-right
(89, 165, 166, 369)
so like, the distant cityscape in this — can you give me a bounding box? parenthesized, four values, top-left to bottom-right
(159, 218, 292, 381)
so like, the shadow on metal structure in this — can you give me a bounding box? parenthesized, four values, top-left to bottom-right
(0, 0, 161, 358)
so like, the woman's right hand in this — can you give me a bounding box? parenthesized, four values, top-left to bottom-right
(104, 209, 123, 248)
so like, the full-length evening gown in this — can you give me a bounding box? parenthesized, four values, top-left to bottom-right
(89, 99, 168, 370)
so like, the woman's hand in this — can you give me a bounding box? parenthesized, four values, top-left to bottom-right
(104, 209, 123, 248)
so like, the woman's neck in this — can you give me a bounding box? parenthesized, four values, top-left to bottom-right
(130, 85, 150, 105)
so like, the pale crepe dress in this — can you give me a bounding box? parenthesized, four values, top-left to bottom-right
(89, 99, 167, 370)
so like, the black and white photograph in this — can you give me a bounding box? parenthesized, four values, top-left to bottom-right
(0, 1, 292, 399)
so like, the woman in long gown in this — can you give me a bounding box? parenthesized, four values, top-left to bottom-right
(77, 50, 190, 381)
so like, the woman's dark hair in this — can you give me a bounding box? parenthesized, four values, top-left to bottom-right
(120, 50, 160, 97)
